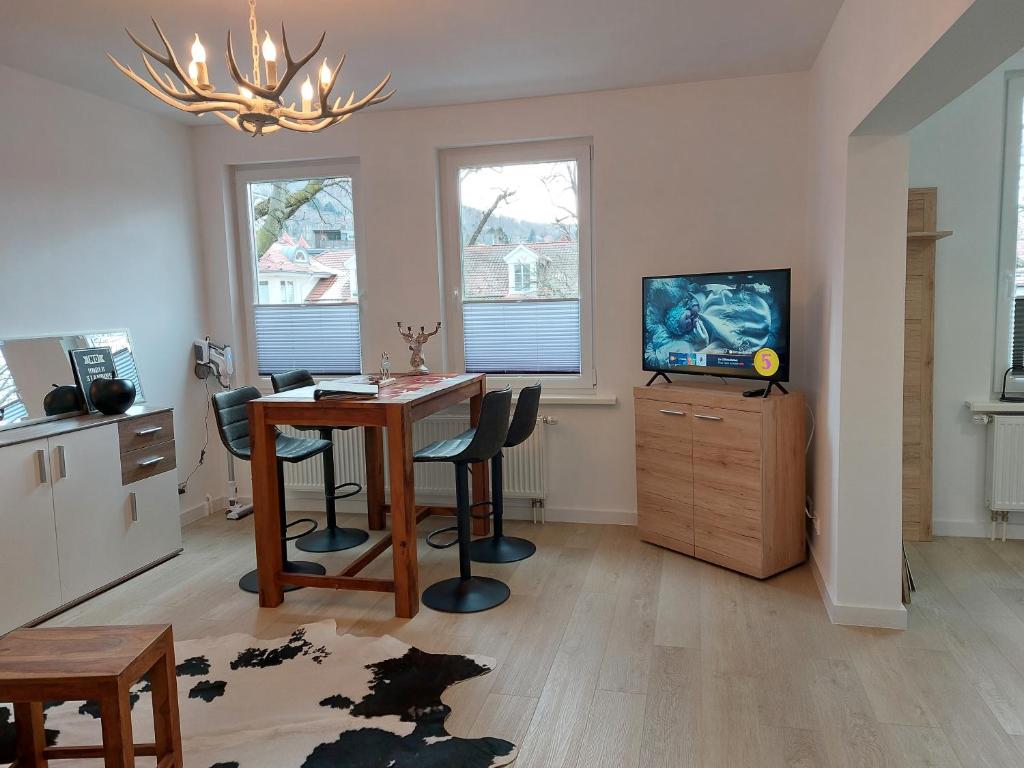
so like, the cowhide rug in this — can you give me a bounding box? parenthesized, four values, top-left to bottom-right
(0, 620, 517, 767)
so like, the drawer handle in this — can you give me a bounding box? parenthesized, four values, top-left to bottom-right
(129, 491, 139, 523)
(137, 456, 165, 468)
(694, 414, 723, 421)
(36, 449, 48, 485)
(658, 409, 687, 416)
(135, 426, 163, 437)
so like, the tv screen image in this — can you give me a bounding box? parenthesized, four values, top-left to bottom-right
(643, 268, 791, 381)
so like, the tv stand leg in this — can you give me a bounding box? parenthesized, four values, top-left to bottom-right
(646, 372, 672, 386)
(761, 381, 789, 398)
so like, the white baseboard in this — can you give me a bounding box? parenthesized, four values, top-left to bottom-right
(283, 489, 636, 527)
(179, 495, 228, 527)
(933, 518, 1024, 540)
(809, 548, 908, 630)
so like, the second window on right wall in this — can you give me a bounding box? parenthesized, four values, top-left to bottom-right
(998, 74, 1024, 391)
(439, 139, 593, 383)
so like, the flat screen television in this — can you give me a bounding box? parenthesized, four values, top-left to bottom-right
(643, 268, 791, 382)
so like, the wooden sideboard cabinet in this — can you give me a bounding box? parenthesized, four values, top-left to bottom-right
(0, 408, 181, 634)
(634, 382, 806, 578)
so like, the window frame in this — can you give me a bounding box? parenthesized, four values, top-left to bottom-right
(438, 138, 595, 390)
(233, 158, 366, 384)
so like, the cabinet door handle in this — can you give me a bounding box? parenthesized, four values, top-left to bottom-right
(137, 455, 165, 468)
(658, 409, 687, 416)
(129, 491, 139, 523)
(56, 445, 68, 479)
(35, 449, 48, 484)
(694, 414, 723, 421)
(135, 426, 163, 437)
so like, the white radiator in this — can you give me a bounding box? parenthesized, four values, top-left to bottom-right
(986, 415, 1024, 539)
(280, 415, 547, 501)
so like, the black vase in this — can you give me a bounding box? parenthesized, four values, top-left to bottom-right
(89, 378, 137, 415)
(43, 384, 85, 416)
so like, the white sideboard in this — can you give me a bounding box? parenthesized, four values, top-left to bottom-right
(0, 407, 181, 634)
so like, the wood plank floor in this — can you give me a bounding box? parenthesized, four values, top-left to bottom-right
(42, 517, 1024, 767)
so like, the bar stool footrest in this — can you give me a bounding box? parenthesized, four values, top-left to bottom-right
(470, 499, 493, 520)
(330, 482, 362, 501)
(284, 517, 319, 542)
(426, 526, 460, 549)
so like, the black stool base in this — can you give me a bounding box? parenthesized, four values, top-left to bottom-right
(295, 527, 369, 553)
(238, 560, 327, 594)
(421, 576, 510, 613)
(469, 535, 536, 563)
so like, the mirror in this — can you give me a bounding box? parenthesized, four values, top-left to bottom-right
(0, 329, 145, 430)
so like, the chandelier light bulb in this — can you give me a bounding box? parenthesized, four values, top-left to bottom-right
(301, 75, 314, 111)
(262, 32, 277, 62)
(188, 60, 199, 81)
(239, 85, 254, 99)
(190, 34, 207, 63)
(319, 59, 331, 87)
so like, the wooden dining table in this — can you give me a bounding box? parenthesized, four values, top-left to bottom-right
(247, 372, 488, 618)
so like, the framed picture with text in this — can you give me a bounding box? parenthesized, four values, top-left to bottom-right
(69, 347, 116, 413)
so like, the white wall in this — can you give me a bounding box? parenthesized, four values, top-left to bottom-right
(0, 65, 216, 518)
(806, 0, 978, 626)
(191, 73, 811, 521)
(807, 0, 1024, 626)
(908, 49, 1024, 537)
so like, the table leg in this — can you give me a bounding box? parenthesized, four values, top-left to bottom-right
(469, 383, 491, 537)
(100, 688, 134, 768)
(13, 702, 47, 768)
(249, 404, 284, 607)
(386, 407, 419, 618)
(150, 633, 183, 767)
(364, 426, 387, 531)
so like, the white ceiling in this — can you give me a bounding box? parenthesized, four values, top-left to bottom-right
(0, 0, 843, 120)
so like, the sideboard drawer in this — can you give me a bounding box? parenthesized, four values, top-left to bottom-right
(121, 441, 176, 485)
(118, 411, 174, 454)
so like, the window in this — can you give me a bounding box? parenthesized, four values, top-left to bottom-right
(511, 262, 536, 293)
(998, 75, 1024, 392)
(235, 162, 363, 377)
(439, 139, 593, 383)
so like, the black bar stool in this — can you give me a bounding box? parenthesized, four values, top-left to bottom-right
(414, 387, 513, 613)
(270, 370, 370, 554)
(211, 386, 329, 594)
(470, 383, 541, 563)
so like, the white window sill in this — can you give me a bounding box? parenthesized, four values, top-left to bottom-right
(967, 399, 1024, 414)
(534, 392, 618, 406)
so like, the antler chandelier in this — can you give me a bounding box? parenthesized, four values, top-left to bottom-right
(108, 0, 395, 136)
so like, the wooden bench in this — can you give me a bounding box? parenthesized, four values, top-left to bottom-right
(0, 625, 182, 767)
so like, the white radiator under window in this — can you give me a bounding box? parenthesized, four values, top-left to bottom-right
(988, 415, 1024, 514)
(280, 415, 547, 500)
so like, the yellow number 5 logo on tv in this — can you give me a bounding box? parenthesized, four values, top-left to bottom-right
(755, 348, 780, 377)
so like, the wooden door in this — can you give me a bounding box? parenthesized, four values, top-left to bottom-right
(691, 406, 763, 573)
(636, 397, 694, 552)
(903, 188, 949, 541)
(51, 425, 130, 602)
(0, 439, 62, 633)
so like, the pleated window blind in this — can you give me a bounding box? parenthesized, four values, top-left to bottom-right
(254, 304, 361, 375)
